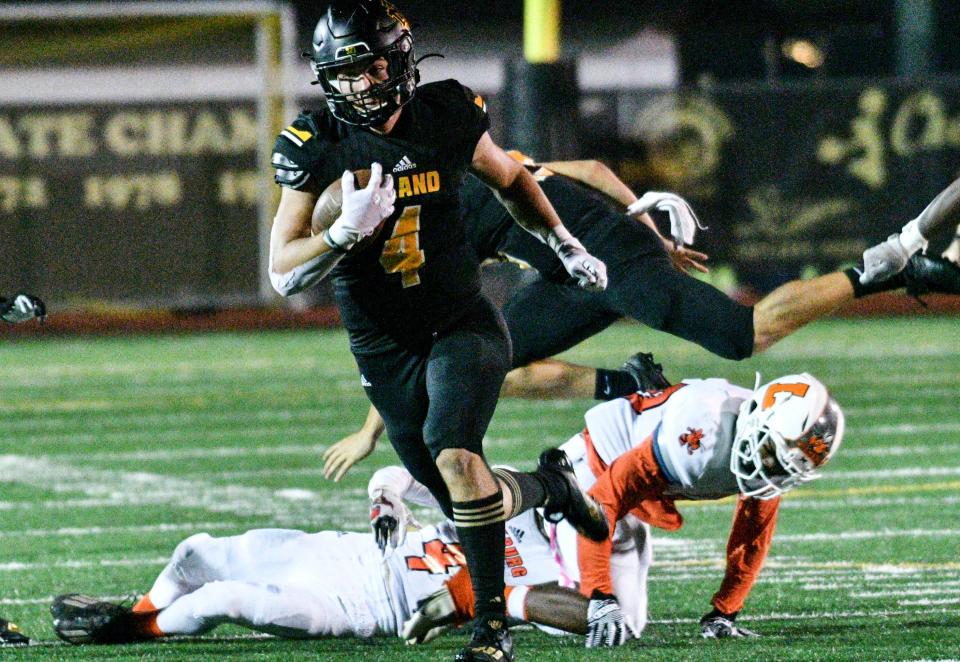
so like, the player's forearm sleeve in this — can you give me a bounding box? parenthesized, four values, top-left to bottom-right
(268, 251, 343, 296)
(577, 441, 669, 597)
(711, 495, 780, 615)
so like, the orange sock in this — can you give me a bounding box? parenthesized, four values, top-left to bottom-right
(445, 570, 519, 623)
(445, 569, 476, 622)
(133, 594, 158, 614)
(132, 612, 164, 638)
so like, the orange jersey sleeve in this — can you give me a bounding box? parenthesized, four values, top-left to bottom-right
(577, 437, 670, 596)
(710, 495, 781, 614)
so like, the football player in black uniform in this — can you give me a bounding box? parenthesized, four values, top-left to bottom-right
(323, 149, 960, 479)
(0, 292, 43, 646)
(266, 3, 608, 661)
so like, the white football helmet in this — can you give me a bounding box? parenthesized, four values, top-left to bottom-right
(731, 373, 844, 500)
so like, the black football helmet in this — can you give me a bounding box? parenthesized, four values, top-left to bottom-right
(307, 0, 418, 127)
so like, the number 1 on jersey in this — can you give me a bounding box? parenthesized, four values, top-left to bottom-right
(380, 205, 425, 288)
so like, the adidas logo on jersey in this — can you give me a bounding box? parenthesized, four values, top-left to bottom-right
(393, 155, 417, 172)
(360, 374, 372, 387)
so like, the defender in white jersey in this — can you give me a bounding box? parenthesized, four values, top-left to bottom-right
(50, 466, 576, 645)
(551, 372, 844, 645)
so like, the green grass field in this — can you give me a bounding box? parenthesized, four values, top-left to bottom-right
(0, 317, 958, 661)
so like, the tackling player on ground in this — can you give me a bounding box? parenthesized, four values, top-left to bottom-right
(404, 368, 845, 647)
(0, 292, 44, 645)
(266, 3, 608, 660)
(48, 359, 844, 649)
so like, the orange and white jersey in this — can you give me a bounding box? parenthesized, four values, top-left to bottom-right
(583, 379, 751, 499)
(388, 507, 558, 627)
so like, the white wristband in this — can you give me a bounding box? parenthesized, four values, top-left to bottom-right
(544, 226, 574, 253)
(899, 218, 929, 255)
(326, 216, 360, 251)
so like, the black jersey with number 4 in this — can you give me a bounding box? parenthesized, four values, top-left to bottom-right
(272, 80, 491, 353)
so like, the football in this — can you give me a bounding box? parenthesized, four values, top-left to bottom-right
(312, 169, 387, 250)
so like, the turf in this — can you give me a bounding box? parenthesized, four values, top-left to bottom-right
(0, 316, 958, 661)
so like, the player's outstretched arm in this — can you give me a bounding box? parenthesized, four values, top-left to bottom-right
(1, 294, 46, 324)
(701, 495, 780, 638)
(471, 134, 607, 291)
(537, 159, 709, 274)
(861, 176, 960, 284)
(323, 405, 386, 481)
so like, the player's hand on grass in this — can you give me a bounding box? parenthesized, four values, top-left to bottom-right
(699, 609, 759, 639)
(554, 237, 608, 292)
(585, 591, 630, 647)
(323, 430, 378, 481)
(665, 241, 709, 275)
(1, 293, 46, 324)
(327, 162, 396, 250)
(369, 491, 410, 552)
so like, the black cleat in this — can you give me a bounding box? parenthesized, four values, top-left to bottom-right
(0, 617, 29, 646)
(538, 448, 609, 542)
(903, 254, 960, 302)
(622, 352, 671, 392)
(50, 594, 145, 645)
(454, 618, 514, 662)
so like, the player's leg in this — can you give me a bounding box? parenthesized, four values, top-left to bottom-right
(151, 580, 372, 638)
(751, 272, 853, 352)
(754, 252, 960, 352)
(576, 217, 757, 360)
(501, 276, 653, 400)
(353, 346, 452, 514)
(426, 298, 606, 659)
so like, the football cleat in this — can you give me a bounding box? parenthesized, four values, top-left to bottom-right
(0, 617, 29, 646)
(903, 254, 960, 302)
(402, 586, 458, 645)
(699, 609, 759, 639)
(538, 448, 609, 542)
(51, 594, 145, 645)
(454, 618, 513, 662)
(621, 352, 671, 393)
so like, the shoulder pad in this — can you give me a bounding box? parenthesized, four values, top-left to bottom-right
(272, 113, 324, 190)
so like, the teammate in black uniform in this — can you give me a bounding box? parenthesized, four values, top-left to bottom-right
(267, 3, 608, 661)
(324, 150, 960, 479)
(0, 292, 44, 646)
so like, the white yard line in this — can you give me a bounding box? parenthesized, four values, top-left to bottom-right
(0, 455, 368, 528)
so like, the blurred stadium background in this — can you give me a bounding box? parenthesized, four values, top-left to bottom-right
(2, 0, 960, 319)
(0, 1, 959, 658)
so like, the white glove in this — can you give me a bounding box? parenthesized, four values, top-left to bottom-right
(627, 191, 706, 246)
(401, 586, 458, 645)
(1, 294, 45, 324)
(585, 593, 630, 648)
(369, 489, 411, 552)
(325, 162, 396, 251)
(859, 218, 928, 285)
(548, 232, 607, 292)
